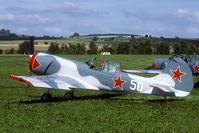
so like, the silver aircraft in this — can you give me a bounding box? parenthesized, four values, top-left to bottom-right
(10, 53, 194, 102)
(123, 54, 199, 87)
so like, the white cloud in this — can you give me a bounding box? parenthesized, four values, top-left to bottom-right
(44, 27, 63, 34)
(17, 14, 49, 23)
(131, 26, 141, 30)
(193, 12, 199, 22)
(177, 9, 188, 14)
(187, 27, 199, 33)
(17, 28, 29, 33)
(0, 13, 15, 21)
(0, 13, 50, 25)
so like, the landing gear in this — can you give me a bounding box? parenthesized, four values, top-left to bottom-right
(194, 75, 199, 88)
(41, 88, 52, 102)
(194, 82, 199, 88)
(64, 89, 74, 100)
(164, 96, 167, 101)
(41, 88, 75, 102)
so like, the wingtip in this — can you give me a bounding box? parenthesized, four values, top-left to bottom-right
(9, 75, 34, 86)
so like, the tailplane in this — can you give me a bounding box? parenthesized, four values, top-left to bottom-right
(152, 58, 193, 97)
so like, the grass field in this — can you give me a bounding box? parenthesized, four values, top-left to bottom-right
(0, 54, 199, 132)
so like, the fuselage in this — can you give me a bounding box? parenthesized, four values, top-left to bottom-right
(30, 53, 166, 95)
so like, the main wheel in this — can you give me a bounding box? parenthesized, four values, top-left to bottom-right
(194, 82, 199, 88)
(41, 93, 52, 102)
(64, 92, 73, 100)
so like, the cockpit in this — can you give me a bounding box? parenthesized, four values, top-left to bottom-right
(101, 61, 121, 73)
(190, 55, 199, 62)
(85, 57, 121, 74)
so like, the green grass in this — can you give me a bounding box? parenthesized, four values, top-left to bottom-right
(0, 55, 199, 132)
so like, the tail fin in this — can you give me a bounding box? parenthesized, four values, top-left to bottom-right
(152, 58, 193, 97)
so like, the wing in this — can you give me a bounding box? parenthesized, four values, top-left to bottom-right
(122, 70, 162, 74)
(9, 74, 99, 90)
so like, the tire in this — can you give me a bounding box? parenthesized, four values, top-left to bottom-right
(41, 93, 52, 102)
(64, 92, 73, 100)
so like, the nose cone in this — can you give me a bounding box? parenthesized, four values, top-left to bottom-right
(29, 52, 61, 75)
(29, 53, 41, 70)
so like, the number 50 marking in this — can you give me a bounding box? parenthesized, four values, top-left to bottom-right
(130, 80, 144, 91)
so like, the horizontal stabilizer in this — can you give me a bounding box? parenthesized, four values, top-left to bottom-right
(122, 70, 161, 74)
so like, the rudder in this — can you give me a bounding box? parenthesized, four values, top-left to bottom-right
(154, 58, 193, 97)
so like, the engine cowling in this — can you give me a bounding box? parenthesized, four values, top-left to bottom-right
(29, 53, 61, 75)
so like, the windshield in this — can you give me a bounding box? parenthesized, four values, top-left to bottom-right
(102, 61, 121, 73)
(85, 57, 97, 69)
(190, 55, 199, 62)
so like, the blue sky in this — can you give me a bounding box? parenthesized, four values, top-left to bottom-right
(0, 0, 199, 37)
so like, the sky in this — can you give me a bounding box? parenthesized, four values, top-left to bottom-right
(0, 0, 199, 38)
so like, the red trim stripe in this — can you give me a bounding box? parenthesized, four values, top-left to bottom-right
(9, 75, 34, 86)
(29, 52, 39, 70)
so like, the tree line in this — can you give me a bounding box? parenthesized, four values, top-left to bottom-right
(0, 37, 199, 55)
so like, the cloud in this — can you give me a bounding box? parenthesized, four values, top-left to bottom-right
(69, 24, 102, 34)
(43, 27, 63, 34)
(0, 13, 50, 25)
(44, 2, 103, 17)
(187, 27, 199, 33)
(17, 27, 29, 33)
(177, 9, 188, 14)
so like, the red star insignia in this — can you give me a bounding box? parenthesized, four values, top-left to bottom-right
(193, 64, 199, 73)
(153, 60, 157, 69)
(112, 75, 126, 89)
(170, 66, 185, 82)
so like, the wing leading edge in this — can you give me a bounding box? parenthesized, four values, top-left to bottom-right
(9, 74, 99, 90)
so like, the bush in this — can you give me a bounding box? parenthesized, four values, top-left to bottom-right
(87, 41, 98, 54)
(17, 41, 29, 54)
(0, 49, 3, 54)
(48, 42, 60, 54)
(5, 48, 15, 54)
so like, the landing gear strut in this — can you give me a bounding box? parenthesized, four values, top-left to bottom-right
(64, 88, 74, 100)
(194, 75, 199, 88)
(41, 88, 52, 102)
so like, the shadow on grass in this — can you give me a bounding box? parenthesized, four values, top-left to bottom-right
(110, 97, 185, 103)
(18, 93, 125, 104)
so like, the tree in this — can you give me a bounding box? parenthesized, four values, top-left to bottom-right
(87, 41, 98, 54)
(44, 41, 48, 45)
(92, 37, 98, 41)
(48, 42, 60, 54)
(156, 42, 170, 55)
(144, 40, 152, 54)
(189, 44, 196, 54)
(111, 42, 119, 54)
(5, 48, 15, 54)
(60, 44, 69, 54)
(76, 43, 86, 54)
(0, 49, 3, 54)
(179, 40, 188, 54)
(173, 40, 180, 54)
(72, 32, 79, 38)
(17, 41, 29, 54)
(116, 42, 129, 54)
(0, 29, 10, 34)
(100, 45, 112, 53)
(68, 43, 76, 54)
(136, 40, 152, 55)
